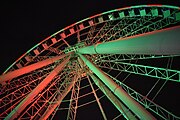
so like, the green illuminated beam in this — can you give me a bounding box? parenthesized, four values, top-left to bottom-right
(78, 53, 156, 120)
(88, 73, 137, 120)
(106, 74, 180, 120)
(97, 61, 180, 82)
(78, 26, 180, 55)
(94, 54, 179, 63)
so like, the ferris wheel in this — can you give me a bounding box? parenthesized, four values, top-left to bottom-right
(0, 4, 180, 120)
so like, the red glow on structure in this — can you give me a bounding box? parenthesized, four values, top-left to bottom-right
(3, 35, 52, 74)
(64, 23, 76, 31)
(116, 6, 131, 11)
(147, 4, 162, 7)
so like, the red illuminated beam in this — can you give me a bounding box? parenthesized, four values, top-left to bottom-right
(78, 26, 180, 55)
(0, 53, 70, 84)
(4, 55, 71, 120)
(40, 76, 77, 120)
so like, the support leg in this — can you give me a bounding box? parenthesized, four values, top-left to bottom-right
(78, 53, 156, 120)
(88, 73, 137, 120)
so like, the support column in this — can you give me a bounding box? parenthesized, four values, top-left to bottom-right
(78, 57, 136, 120)
(5, 55, 71, 120)
(0, 53, 69, 84)
(88, 73, 137, 120)
(78, 26, 180, 55)
(78, 53, 156, 120)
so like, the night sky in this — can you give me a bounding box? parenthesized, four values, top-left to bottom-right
(0, 0, 179, 74)
(0, 0, 180, 119)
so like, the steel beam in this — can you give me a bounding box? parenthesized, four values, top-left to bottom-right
(88, 73, 137, 120)
(78, 57, 136, 120)
(78, 26, 180, 55)
(78, 53, 156, 120)
(0, 53, 69, 84)
(5, 56, 71, 120)
(40, 76, 76, 120)
(66, 78, 81, 120)
(107, 74, 180, 120)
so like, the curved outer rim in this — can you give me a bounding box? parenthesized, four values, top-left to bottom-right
(4, 4, 180, 74)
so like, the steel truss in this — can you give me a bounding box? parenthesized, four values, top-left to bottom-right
(66, 63, 82, 120)
(96, 59, 180, 82)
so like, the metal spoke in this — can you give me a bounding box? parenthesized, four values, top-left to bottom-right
(97, 60, 180, 82)
(87, 75, 108, 120)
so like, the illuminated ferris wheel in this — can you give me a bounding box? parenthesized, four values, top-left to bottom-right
(0, 5, 180, 120)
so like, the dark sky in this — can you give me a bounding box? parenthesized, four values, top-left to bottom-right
(0, 0, 180, 119)
(0, 0, 180, 74)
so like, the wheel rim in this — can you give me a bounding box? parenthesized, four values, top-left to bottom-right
(0, 5, 180, 120)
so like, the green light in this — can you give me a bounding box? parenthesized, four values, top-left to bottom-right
(119, 12, 125, 18)
(175, 12, 180, 21)
(151, 9, 158, 16)
(140, 9, 146, 16)
(129, 10, 135, 17)
(163, 10, 170, 18)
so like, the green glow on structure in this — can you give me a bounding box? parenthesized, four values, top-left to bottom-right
(97, 61, 180, 82)
(78, 26, 180, 55)
(78, 53, 156, 120)
(106, 73, 180, 120)
(89, 73, 137, 120)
